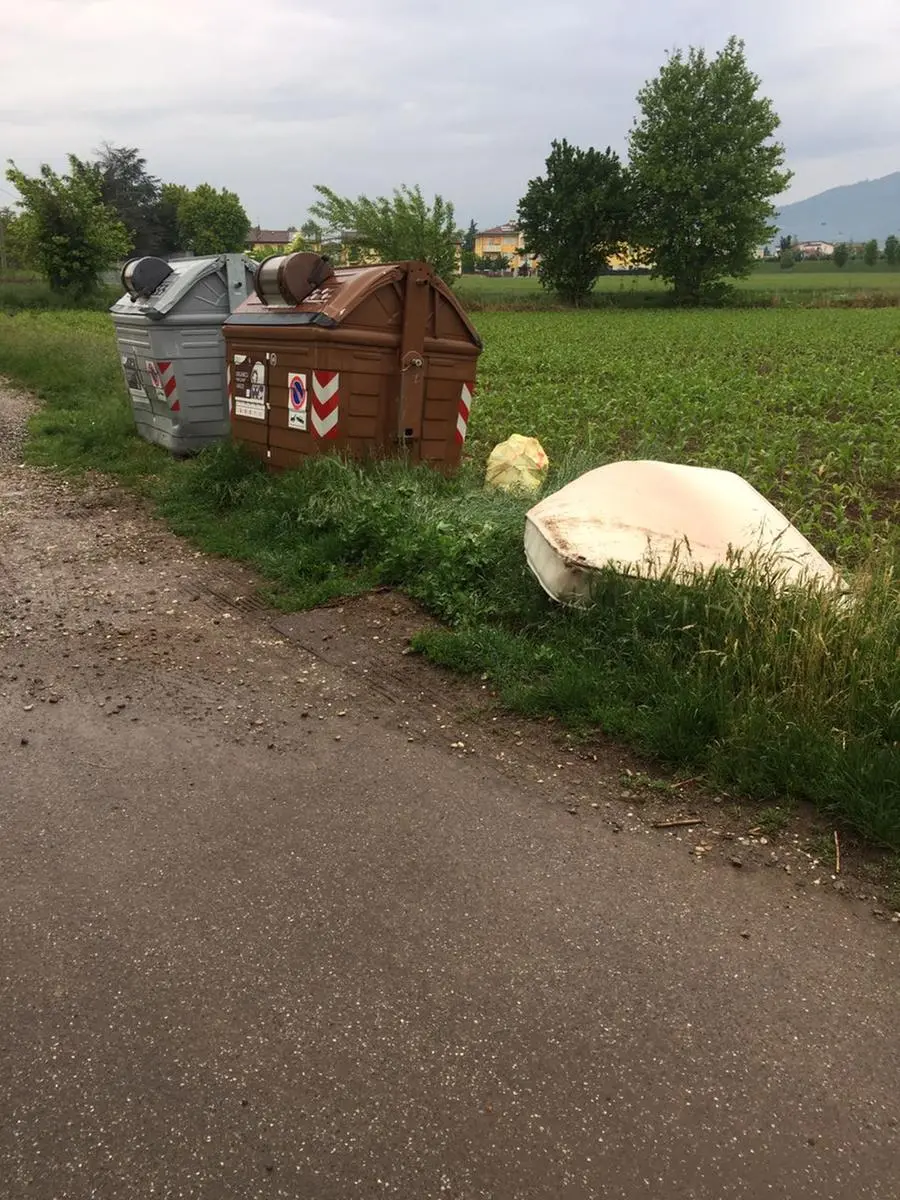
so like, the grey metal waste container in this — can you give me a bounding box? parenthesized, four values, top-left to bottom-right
(110, 253, 257, 455)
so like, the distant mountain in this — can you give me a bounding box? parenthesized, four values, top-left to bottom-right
(773, 172, 900, 245)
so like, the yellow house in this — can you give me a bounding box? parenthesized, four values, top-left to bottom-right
(607, 246, 648, 271)
(474, 223, 528, 269)
(246, 226, 296, 252)
(475, 223, 646, 273)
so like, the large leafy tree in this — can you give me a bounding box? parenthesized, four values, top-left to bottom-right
(155, 182, 188, 255)
(72, 144, 163, 256)
(517, 139, 630, 305)
(308, 184, 458, 284)
(5, 157, 130, 295)
(175, 183, 250, 255)
(884, 234, 899, 267)
(628, 36, 792, 303)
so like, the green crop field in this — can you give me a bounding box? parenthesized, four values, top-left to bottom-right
(471, 307, 900, 565)
(1, 303, 898, 846)
(457, 265, 900, 310)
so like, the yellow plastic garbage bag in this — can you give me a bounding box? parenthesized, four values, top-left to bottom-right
(485, 435, 549, 495)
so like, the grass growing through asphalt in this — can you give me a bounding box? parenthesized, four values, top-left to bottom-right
(0, 303, 898, 846)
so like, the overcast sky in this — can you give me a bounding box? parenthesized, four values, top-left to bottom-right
(2, 0, 898, 228)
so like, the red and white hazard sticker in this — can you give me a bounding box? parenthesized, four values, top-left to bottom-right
(311, 370, 339, 439)
(456, 381, 473, 444)
(146, 359, 180, 412)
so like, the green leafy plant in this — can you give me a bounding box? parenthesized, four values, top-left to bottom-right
(308, 184, 458, 284)
(72, 144, 164, 257)
(6, 157, 130, 298)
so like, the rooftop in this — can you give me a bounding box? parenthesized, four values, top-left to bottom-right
(247, 227, 297, 245)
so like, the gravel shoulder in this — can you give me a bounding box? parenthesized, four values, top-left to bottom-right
(2, 379, 899, 1199)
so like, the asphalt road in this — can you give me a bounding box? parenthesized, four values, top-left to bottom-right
(1, 386, 898, 1199)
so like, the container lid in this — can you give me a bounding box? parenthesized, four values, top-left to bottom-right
(109, 253, 258, 320)
(225, 259, 482, 348)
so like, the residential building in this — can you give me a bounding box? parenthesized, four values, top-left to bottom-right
(795, 240, 834, 258)
(474, 223, 648, 273)
(474, 223, 527, 270)
(246, 226, 297, 252)
(607, 247, 648, 271)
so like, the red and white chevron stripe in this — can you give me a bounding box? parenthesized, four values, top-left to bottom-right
(311, 369, 340, 439)
(151, 359, 180, 413)
(456, 381, 473, 444)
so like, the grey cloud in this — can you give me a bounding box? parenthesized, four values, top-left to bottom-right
(2, 0, 898, 223)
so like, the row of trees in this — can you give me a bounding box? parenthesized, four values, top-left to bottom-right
(517, 37, 791, 304)
(304, 38, 793, 304)
(4, 36, 792, 306)
(4, 146, 250, 296)
(835, 235, 900, 267)
(3, 142, 469, 294)
(776, 234, 900, 268)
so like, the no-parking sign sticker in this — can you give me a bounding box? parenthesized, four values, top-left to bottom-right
(288, 372, 308, 430)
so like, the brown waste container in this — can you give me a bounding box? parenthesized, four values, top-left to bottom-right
(222, 254, 483, 471)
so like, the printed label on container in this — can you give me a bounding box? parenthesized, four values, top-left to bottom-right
(233, 354, 266, 421)
(144, 359, 163, 397)
(121, 352, 149, 405)
(287, 372, 308, 430)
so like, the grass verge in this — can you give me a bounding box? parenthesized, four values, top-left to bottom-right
(0, 279, 120, 315)
(161, 445, 900, 848)
(0, 310, 166, 480)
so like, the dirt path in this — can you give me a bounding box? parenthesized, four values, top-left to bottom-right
(2, 381, 899, 1199)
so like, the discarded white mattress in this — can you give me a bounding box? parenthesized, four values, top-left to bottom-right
(524, 460, 837, 604)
